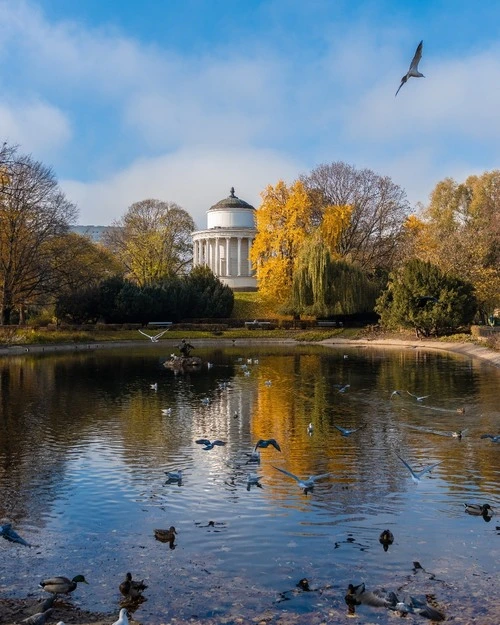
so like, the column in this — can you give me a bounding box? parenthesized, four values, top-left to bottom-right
(215, 237, 220, 276)
(237, 237, 242, 276)
(226, 238, 230, 276)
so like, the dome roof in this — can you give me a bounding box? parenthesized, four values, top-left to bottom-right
(208, 187, 255, 211)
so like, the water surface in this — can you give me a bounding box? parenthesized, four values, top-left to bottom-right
(0, 343, 499, 623)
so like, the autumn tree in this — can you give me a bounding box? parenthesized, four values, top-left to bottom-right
(375, 259, 477, 337)
(250, 180, 315, 310)
(405, 172, 500, 321)
(301, 162, 410, 274)
(0, 148, 77, 324)
(104, 199, 195, 287)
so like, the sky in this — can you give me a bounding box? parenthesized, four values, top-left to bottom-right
(1, 0, 499, 229)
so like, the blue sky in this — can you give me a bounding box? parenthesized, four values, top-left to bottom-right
(1, 0, 499, 228)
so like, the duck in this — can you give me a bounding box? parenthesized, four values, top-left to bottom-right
(379, 529, 394, 551)
(119, 572, 148, 599)
(39, 574, 88, 594)
(154, 526, 177, 544)
(464, 503, 493, 519)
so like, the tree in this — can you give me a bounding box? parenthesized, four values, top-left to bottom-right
(184, 265, 234, 318)
(250, 180, 315, 310)
(375, 259, 477, 337)
(301, 162, 410, 274)
(104, 199, 195, 287)
(292, 238, 380, 317)
(0, 149, 77, 324)
(405, 172, 500, 321)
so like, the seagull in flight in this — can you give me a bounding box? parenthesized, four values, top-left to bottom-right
(406, 391, 430, 402)
(395, 40, 424, 96)
(481, 434, 500, 443)
(334, 425, 365, 437)
(195, 438, 227, 450)
(273, 466, 331, 494)
(396, 453, 441, 483)
(138, 329, 169, 342)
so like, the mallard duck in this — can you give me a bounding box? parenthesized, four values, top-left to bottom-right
(119, 572, 148, 599)
(154, 526, 177, 543)
(464, 503, 493, 519)
(39, 574, 88, 594)
(379, 529, 394, 551)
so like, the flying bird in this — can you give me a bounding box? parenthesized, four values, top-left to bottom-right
(395, 40, 424, 96)
(396, 453, 441, 483)
(406, 391, 430, 402)
(481, 434, 500, 443)
(334, 425, 365, 437)
(195, 438, 226, 450)
(138, 329, 169, 342)
(254, 438, 281, 452)
(273, 466, 331, 494)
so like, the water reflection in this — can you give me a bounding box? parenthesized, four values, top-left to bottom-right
(0, 344, 499, 623)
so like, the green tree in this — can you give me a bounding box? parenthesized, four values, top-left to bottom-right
(184, 265, 234, 318)
(292, 239, 380, 317)
(376, 259, 477, 337)
(104, 199, 195, 287)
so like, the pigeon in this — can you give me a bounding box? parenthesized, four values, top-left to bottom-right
(21, 609, 54, 625)
(254, 438, 281, 452)
(0, 523, 31, 546)
(395, 40, 424, 96)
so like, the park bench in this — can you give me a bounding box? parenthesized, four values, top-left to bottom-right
(316, 321, 343, 328)
(245, 320, 273, 330)
(147, 321, 173, 328)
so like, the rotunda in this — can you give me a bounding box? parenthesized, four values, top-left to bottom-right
(192, 187, 257, 290)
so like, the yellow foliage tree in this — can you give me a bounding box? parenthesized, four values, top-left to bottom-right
(250, 180, 314, 309)
(320, 204, 353, 258)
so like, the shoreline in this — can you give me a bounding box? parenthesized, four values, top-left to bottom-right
(1, 336, 499, 368)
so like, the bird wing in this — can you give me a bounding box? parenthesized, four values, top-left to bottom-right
(138, 329, 153, 340)
(417, 461, 442, 477)
(195, 439, 211, 445)
(273, 466, 301, 483)
(395, 77, 406, 97)
(409, 40, 423, 72)
(309, 472, 331, 483)
(481, 434, 493, 439)
(396, 453, 417, 478)
(153, 330, 168, 340)
(334, 425, 349, 435)
(41, 577, 70, 585)
(212, 440, 226, 446)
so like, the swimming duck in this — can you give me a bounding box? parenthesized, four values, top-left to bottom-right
(39, 575, 88, 594)
(154, 526, 177, 544)
(119, 572, 148, 599)
(464, 503, 493, 519)
(379, 529, 394, 551)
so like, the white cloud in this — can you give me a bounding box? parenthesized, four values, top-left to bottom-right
(61, 146, 305, 227)
(0, 100, 71, 155)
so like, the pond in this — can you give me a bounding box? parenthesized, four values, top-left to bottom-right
(0, 342, 499, 624)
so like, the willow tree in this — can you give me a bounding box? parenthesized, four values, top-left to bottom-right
(104, 199, 195, 287)
(292, 238, 380, 317)
(250, 180, 314, 309)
